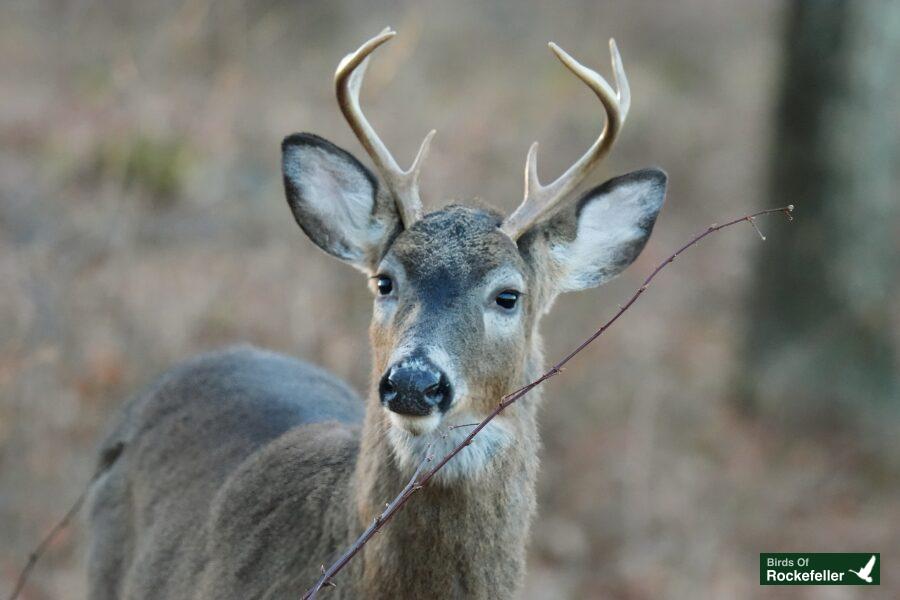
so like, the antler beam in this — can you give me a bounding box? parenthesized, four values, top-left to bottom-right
(335, 28, 436, 229)
(501, 39, 630, 240)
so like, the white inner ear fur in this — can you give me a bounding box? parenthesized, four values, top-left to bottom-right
(285, 145, 376, 231)
(552, 179, 662, 293)
(284, 144, 387, 268)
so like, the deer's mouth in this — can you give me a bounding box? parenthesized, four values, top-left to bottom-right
(386, 411, 441, 436)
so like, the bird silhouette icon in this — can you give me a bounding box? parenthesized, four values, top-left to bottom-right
(848, 555, 876, 583)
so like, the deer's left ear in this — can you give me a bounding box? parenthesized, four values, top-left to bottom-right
(522, 168, 667, 293)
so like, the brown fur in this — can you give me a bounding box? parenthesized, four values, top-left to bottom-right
(86, 133, 664, 598)
(85, 207, 549, 599)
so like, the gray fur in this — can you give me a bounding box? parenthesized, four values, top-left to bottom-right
(87, 347, 364, 599)
(87, 136, 665, 599)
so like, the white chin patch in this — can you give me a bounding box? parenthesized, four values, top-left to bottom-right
(387, 412, 441, 436)
(386, 409, 513, 485)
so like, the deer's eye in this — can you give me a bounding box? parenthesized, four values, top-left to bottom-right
(495, 290, 520, 310)
(375, 275, 393, 296)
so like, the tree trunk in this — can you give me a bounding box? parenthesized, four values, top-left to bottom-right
(743, 0, 900, 423)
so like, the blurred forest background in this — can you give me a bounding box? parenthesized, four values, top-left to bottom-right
(1, 0, 898, 598)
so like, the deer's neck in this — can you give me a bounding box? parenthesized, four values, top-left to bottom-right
(349, 342, 544, 599)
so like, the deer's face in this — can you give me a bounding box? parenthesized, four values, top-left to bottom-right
(281, 29, 667, 479)
(369, 206, 533, 435)
(283, 134, 665, 443)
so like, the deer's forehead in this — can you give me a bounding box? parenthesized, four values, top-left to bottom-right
(387, 206, 525, 284)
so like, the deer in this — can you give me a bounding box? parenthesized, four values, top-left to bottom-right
(86, 28, 666, 600)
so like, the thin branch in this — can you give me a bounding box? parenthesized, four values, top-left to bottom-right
(6, 479, 95, 600)
(747, 216, 766, 240)
(447, 423, 481, 430)
(302, 442, 436, 600)
(301, 204, 795, 599)
(7, 443, 123, 600)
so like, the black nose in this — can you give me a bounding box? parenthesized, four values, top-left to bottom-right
(379, 361, 452, 416)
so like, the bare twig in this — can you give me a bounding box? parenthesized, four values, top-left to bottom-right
(302, 442, 437, 600)
(6, 478, 95, 600)
(746, 216, 767, 240)
(7, 443, 123, 600)
(301, 205, 795, 599)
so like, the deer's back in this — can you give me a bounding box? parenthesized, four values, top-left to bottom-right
(86, 346, 364, 599)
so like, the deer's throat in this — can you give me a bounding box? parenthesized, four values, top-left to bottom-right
(352, 403, 539, 598)
(350, 344, 544, 598)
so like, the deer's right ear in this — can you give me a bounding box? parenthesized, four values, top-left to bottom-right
(282, 133, 400, 271)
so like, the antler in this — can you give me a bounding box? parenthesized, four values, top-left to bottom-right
(501, 39, 631, 240)
(335, 28, 436, 229)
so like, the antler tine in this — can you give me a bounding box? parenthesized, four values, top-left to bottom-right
(335, 28, 436, 228)
(501, 39, 630, 241)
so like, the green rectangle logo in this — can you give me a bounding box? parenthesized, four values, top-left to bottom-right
(760, 553, 880, 585)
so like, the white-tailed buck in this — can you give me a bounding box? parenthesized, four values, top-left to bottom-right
(87, 29, 666, 599)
